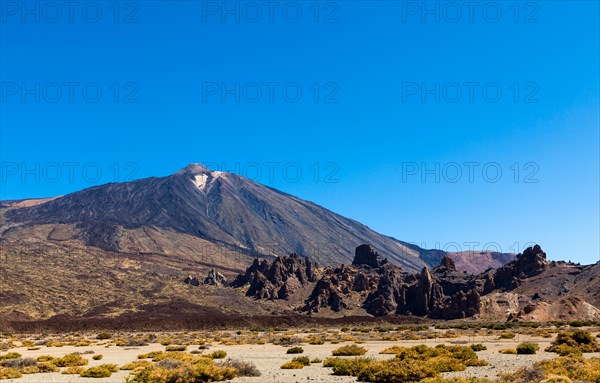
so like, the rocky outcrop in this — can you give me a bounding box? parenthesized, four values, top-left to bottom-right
(231, 253, 319, 300)
(184, 268, 228, 287)
(183, 276, 201, 286)
(352, 244, 387, 268)
(227, 244, 555, 320)
(491, 245, 548, 290)
(299, 244, 550, 320)
(363, 264, 405, 316)
(204, 268, 227, 286)
(302, 264, 381, 313)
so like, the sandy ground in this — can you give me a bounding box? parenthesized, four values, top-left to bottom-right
(3, 333, 599, 383)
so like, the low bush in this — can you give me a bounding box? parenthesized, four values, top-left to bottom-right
(0, 352, 20, 361)
(208, 350, 227, 359)
(332, 345, 368, 356)
(286, 346, 304, 354)
(0, 367, 22, 379)
(137, 351, 162, 360)
(80, 366, 113, 378)
(121, 360, 153, 370)
(280, 361, 305, 369)
(92, 354, 103, 360)
(36, 355, 54, 362)
(54, 353, 89, 367)
(470, 344, 487, 351)
(126, 352, 238, 383)
(96, 332, 112, 340)
(516, 343, 539, 355)
(499, 332, 516, 339)
(0, 357, 37, 369)
(499, 348, 517, 354)
(324, 345, 486, 382)
(306, 336, 325, 345)
(37, 361, 59, 372)
(380, 346, 405, 355)
(499, 357, 600, 383)
(291, 356, 310, 366)
(311, 358, 323, 364)
(219, 359, 261, 377)
(547, 331, 600, 354)
(324, 357, 375, 376)
(551, 345, 583, 357)
(62, 366, 86, 374)
(165, 345, 187, 351)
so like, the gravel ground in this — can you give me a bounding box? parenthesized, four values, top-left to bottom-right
(3, 334, 599, 383)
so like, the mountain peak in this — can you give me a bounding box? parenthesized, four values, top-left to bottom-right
(176, 163, 212, 175)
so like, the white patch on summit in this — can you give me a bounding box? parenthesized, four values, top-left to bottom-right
(192, 174, 209, 191)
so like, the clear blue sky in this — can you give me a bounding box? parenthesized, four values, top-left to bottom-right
(1, 1, 598, 264)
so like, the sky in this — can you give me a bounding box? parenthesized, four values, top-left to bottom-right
(1, 0, 599, 265)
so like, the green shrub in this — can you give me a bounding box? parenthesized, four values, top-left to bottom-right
(98, 363, 119, 372)
(80, 366, 112, 378)
(121, 360, 153, 370)
(54, 353, 89, 367)
(280, 361, 305, 369)
(324, 345, 486, 382)
(357, 359, 439, 383)
(165, 345, 187, 351)
(137, 351, 163, 359)
(499, 332, 516, 339)
(62, 366, 86, 374)
(307, 336, 325, 345)
(516, 343, 539, 355)
(0, 352, 20, 361)
(92, 354, 103, 360)
(470, 344, 487, 351)
(286, 346, 304, 354)
(506, 345, 597, 381)
(208, 350, 227, 359)
(547, 331, 600, 353)
(324, 357, 375, 376)
(36, 355, 54, 362)
(332, 345, 368, 356)
(552, 345, 583, 357)
(37, 361, 59, 372)
(291, 356, 310, 366)
(0, 367, 22, 379)
(96, 332, 112, 340)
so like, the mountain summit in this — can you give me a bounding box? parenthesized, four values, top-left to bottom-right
(5, 163, 442, 271)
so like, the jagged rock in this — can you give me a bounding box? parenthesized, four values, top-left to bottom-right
(183, 275, 200, 286)
(352, 244, 386, 268)
(231, 253, 319, 300)
(184, 269, 227, 287)
(493, 245, 548, 290)
(204, 268, 227, 286)
(364, 264, 404, 316)
(233, 243, 553, 320)
(439, 256, 456, 272)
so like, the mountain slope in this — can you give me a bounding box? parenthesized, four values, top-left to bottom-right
(4, 164, 439, 271)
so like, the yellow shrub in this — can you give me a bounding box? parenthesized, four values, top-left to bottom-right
(281, 361, 305, 369)
(0, 367, 22, 379)
(62, 366, 86, 374)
